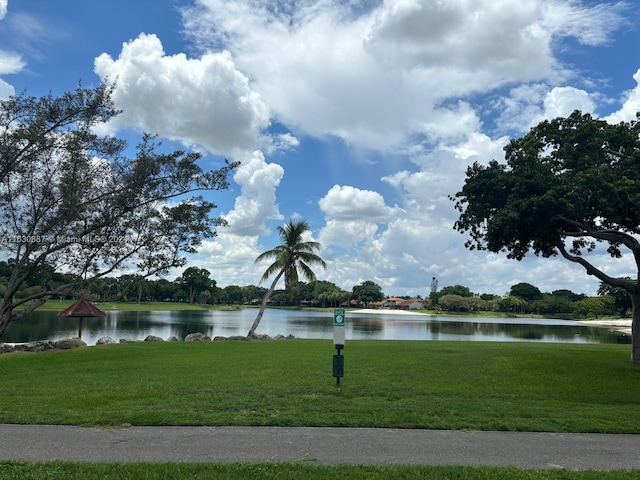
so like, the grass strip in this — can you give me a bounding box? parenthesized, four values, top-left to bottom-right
(34, 299, 222, 311)
(1, 340, 639, 432)
(1, 461, 639, 480)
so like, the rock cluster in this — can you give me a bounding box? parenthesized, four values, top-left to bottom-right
(0, 337, 87, 354)
(0, 332, 296, 354)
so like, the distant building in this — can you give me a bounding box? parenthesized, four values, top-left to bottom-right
(383, 297, 424, 310)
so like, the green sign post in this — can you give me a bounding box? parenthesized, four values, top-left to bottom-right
(333, 308, 345, 347)
(332, 308, 345, 385)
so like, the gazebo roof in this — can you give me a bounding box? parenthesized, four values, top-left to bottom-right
(57, 299, 105, 318)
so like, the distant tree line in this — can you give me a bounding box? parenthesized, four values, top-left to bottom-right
(0, 261, 628, 318)
(428, 281, 629, 319)
(0, 262, 362, 308)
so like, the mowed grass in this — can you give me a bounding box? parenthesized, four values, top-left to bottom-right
(2, 461, 639, 480)
(1, 340, 639, 432)
(35, 299, 218, 311)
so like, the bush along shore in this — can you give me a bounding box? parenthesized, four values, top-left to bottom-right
(0, 332, 296, 354)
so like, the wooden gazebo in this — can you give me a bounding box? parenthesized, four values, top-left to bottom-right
(57, 299, 105, 339)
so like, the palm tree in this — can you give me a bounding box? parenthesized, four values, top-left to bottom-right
(247, 219, 326, 338)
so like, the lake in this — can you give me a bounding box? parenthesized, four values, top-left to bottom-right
(2, 308, 630, 345)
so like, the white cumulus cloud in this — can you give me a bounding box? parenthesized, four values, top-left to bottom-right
(94, 33, 271, 157)
(319, 185, 397, 221)
(0, 1, 25, 99)
(605, 68, 640, 124)
(317, 185, 400, 250)
(181, 0, 625, 153)
(538, 86, 595, 123)
(222, 150, 284, 236)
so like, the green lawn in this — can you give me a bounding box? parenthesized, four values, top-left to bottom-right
(2, 340, 639, 479)
(1, 461, 637, 480)
(35, 299, 239, 312)
(1, 340, 638, 432)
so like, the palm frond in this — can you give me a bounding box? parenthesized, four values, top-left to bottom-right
(255, 245, 286, 263)
(297, 251, 327, 268)
(259, 261, 285, 283)
(292, 241, 321, 253)
(297, 261, 318, 283)
(255, 219, 325, 287)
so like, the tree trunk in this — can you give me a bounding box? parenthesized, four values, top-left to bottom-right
(630, 291, 640, 364)
(0, 303, 12, 340)
(247, 269, 284, 339)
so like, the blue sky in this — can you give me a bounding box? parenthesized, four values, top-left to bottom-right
(1, 0, 639, 297)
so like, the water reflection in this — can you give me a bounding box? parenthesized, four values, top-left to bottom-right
(351, 318, 385, 336)
(2, 308, 630, 345)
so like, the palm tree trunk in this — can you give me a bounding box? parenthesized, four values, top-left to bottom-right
(247, 269, 284, 338)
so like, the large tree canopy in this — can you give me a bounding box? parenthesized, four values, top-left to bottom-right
(351, 280, 385, 306)
(509, 283, 543, 302)
(0, 84, 238, 339)
(177, 267, 214, 304)
(451, 110, 640, 362)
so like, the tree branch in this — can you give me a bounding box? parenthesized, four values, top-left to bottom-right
(558, 244, 636, 292)
(555, 215, 640, 251)
(555, 215, 640, 272)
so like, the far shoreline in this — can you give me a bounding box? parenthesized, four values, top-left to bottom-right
(351, 308, 633, 334)
(32, 300, 631, 333)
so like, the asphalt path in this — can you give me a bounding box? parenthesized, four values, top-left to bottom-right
(1, 425, 640, 471)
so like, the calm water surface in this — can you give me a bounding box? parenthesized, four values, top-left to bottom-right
(3, 308, 630, 345)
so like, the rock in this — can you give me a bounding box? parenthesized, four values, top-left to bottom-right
(0, 338, 85, 354)
(119, 338, 141, 344)
(14, 341, 55, 352)
(166, 336, 179, 342)
(212, 335, 248, 341)
(184, 332, 211, 342)
(53, 338, 87, 350)
(247, 333, 270, 340)
(144, 335, 164, 342)
(96, 336, 116, 345)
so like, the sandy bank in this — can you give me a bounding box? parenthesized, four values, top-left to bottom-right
(575, 319, 632, 335)
(350, 308, 429, 316)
